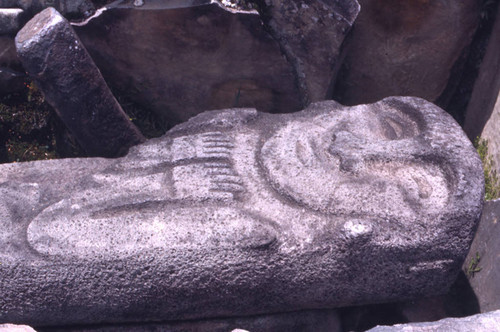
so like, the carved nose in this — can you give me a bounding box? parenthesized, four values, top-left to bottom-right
(328, 131, 365, 172)
(339, 156, 361, 172)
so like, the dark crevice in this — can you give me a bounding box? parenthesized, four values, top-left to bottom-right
(437, 0, 500, 127)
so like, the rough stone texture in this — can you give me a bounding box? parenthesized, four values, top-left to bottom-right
(0, 8, 25, 35)
(464, 3, 500, 169)
(15, 8, 146, 157)
(258, 0, 359, 105)
(367, 310, 500, 332)
(44, 309, 341, 332)
(464, 199, 500, 313)
(0, 324, 37, 332)
(74, 2, 302, 125)
(0, 97, 483, 326)
(332, 0, 480, 106)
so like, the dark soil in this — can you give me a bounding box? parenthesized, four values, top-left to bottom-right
(0, 81, 167, 164)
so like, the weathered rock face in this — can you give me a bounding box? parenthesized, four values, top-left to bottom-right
(0, 0, 95, 94)
(15, 8, 146, 157)
(464, 199, 500, 313)
(257, 0, 360, 105)
(333, 0, 481, 106)
(0, 97, 483, 326)
(367, 310, 500, 332)
(74, 2, 303, 125)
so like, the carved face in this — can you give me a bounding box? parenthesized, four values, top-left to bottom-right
(261, 103, 449, 219)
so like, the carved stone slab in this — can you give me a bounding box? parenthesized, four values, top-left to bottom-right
(0, 97, 483, 326)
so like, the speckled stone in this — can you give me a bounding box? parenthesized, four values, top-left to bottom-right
(15, 8, 145, 157)
(368, 310, 500, 332)
(0, 97, 483, 326)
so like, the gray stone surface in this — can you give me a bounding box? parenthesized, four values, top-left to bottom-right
(464, 199, 500, 313)
(0, 324, 37, 331)
(333, 0, 480, 106)
(258, 0, 359, 105)
(45, 309, 341, 332)
(0, 8, 25, 35)
(367, 309, 500, 332)
(0, 97, 483, 326)
(15, 8, 146, 157)
(74, 2, 302, 125)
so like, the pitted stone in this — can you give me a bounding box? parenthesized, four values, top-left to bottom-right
(0, 97, 483, 326)
(15, 8, 146, 157)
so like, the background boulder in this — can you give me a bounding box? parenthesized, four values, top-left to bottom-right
(333, 0, 481, 107)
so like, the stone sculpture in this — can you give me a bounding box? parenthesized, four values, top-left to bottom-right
(0, 97, 483, 326)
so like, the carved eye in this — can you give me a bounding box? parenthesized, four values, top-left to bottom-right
(382, 117, 403, 140)
(379, 113, 419, 140)
(331, 133, 337, 143)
